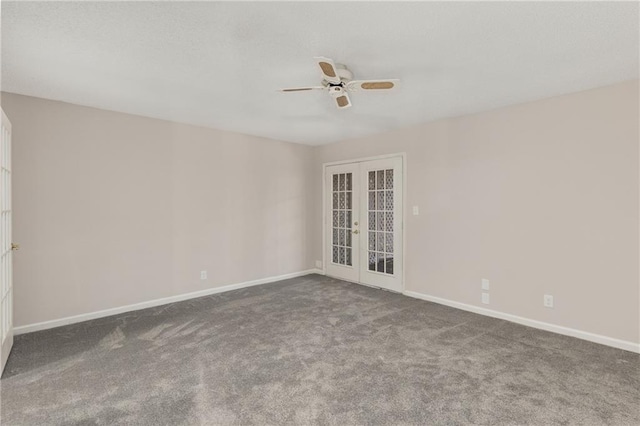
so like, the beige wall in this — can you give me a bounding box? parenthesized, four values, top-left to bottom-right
(3, 80, 639, 346)
(1, 93, 316, 327)
(313, 80, 640, 344)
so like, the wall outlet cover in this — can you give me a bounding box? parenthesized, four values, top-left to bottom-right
(200, 270, 207, 280)
(482, 292, 490, 304)
(481, 278, 490, 291)
(544, 294, 554, 308)
(412, 206, 419, 215)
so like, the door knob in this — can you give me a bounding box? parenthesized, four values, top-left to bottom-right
(11, 243, 19, 251)
(354, 221, 359, 226)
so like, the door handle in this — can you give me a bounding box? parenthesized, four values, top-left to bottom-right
(11, 243, 19, 251)
(352, 230, 359, 235)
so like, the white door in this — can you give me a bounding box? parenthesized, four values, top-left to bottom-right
(325, 156, 403, 292)
(1, 108, 13, 375)
(359, 157, 403, 292)
(325, 163, 360, 282)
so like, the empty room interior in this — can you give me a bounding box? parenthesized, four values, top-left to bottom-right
(0, 1, 639, 425)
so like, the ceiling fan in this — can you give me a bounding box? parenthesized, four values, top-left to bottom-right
(279, 57, 399, 109)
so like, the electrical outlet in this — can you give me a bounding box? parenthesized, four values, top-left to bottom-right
(412, 206, 419, 215)
(200, 270, 207, 280)
(482, 293, 490, 304)
(315, 260, 323, 269)
(544, 294, 554, 308)
(481, 278, 490, 291)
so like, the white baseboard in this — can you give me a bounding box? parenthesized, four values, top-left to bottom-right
(14, 269, 323, 335)
(404, 290, 640, 354)
(17, 272, 635, 354)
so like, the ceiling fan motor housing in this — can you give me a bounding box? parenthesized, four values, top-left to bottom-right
(322, 63, 353, 87)
(335, 64, 353, 81)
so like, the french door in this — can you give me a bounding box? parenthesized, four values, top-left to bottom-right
(1, 108, 13, 375)
(325, 156, 403, 292)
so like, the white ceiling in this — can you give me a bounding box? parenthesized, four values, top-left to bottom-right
(2, 2, 638, 146)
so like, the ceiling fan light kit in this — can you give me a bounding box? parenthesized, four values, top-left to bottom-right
(280, 56, 399, 109)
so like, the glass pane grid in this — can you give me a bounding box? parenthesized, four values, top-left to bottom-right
(367, 168, 394, 275)
(331, 172, 353, 267)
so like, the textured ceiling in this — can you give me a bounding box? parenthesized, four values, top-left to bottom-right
(2, 2, 638, 145)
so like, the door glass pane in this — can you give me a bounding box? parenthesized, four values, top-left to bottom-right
(386, 258, 394, 274)
(385, 212, 393, 232)
(376, 253, 385, 272)
(385, 169, 394, 189)
(385, 191, 393, 210)
(385, 232, 393, 253)
(376, 170, 384, 189)
(368, 171, 375, 190)
(368, 252, 376, 271)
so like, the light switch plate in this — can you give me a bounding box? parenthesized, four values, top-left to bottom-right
(412, 206, 419, 215)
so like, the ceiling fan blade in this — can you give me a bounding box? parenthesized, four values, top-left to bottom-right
(335, 93, 352, 109)
(346, 79, 399, 91)
(279, 86, 325, 92)
(314, 57, 341, 85)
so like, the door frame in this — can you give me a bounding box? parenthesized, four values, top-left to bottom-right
(321, 152, 407, 292)
(0, 108, 12, 375)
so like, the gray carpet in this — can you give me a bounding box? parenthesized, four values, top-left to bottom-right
(1, 274, 638, 425)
